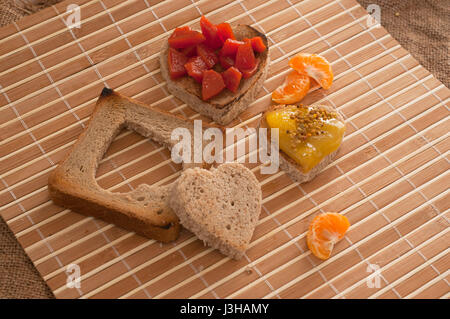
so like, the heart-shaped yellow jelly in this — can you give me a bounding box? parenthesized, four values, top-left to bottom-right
(265, 105, 345, 173)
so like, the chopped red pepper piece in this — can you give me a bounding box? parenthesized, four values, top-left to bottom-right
(222, 66, 242, 93)
(219, 54, 235, 69)
(168, 18, 261, 90)
(202, 69, 226, 100)
(168, 30, 205, 49)
(221, 39, 244, 57)
(200, 15, 222, 49)
(181, 45, 197, 57)
(168, 48, 188, 79)
(184, 56, 208, 83)
(196, 43, 218, 68)
(249, 36, 266, 53)
(240, 58, 260, 79)
(172, 26, 191, 35)
(235, 42, 256, 71)
(217, 22, 235, 44)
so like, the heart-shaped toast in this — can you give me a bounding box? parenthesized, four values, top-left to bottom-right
(169, 163, 261, 260)
(160, 25, 270, 125)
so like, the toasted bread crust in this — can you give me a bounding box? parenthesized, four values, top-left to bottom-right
(48, 88, 212, 242)
(48, 177, 180, 241)
(160, 25, 270, 125)
(259, 104, 345, 184)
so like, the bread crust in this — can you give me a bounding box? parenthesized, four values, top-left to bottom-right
(160, 25, 270, 125)
(259, 104, 345, 184)
(48, 88, 213, 242)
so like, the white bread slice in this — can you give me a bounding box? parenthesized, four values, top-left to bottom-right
(169, 163, 261, 260)
(259, 104, 345, 184)
(48, 88, 213, 242)
(160, 25, 270, 125)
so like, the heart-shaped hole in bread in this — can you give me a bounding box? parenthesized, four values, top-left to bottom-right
(48, 88, 210, 242)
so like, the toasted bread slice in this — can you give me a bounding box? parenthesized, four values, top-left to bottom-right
(160, 25, 270, 125)
(169, 163, 261, 260)
(48, 88, 212, 242)
(259, 104, 345, 184)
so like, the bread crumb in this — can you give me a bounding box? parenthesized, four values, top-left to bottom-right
(245, 266, 253, 275)
(395, 12, 400, 17)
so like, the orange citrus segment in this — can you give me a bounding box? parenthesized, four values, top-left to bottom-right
(306, 212, 350, 260)
(289, 53, 333, 90)
(271, 70, 310, 104)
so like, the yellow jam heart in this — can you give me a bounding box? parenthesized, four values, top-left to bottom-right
(265, 104, 345, 173)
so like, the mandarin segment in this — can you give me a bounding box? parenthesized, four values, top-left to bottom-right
(306, 212, 350, 260)
(289, 53, 333, 90)
(272, 70, 311, 104)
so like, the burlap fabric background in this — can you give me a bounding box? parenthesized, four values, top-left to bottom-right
(0, 0, 448, 299)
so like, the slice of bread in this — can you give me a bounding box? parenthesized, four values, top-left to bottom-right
(169, 163, 261, 260)
(259, 104, 345, 184)
(48, 88, 211, 242)
(160, 25, 270, 125)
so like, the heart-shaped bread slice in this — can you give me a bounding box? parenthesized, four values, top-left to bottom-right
(169, 163, 261, 260)
(160, 25, 270, 125)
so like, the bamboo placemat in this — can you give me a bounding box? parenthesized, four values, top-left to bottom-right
(0, 0, 449, 299)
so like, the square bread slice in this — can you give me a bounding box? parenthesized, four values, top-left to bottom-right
(160, 25, 270, 125)
(48, 88, 211, 242)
